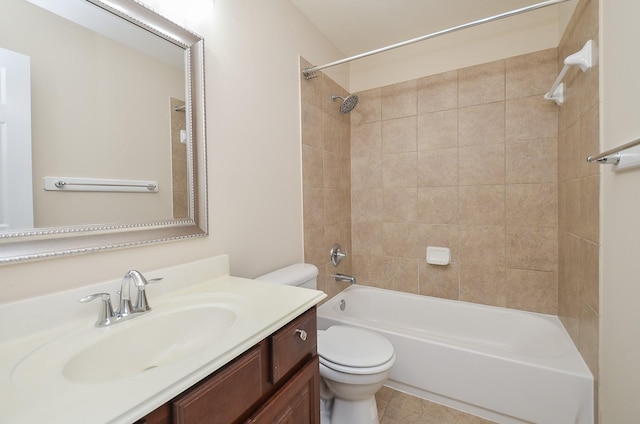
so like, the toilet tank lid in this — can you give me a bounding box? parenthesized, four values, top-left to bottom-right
(255, 263, 318, 286)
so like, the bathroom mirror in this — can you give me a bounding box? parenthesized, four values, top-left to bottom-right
(0, 0, 208, 264)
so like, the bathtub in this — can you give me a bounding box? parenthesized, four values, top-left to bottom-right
(317, 285, 593, 424)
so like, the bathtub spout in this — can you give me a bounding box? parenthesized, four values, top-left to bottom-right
(334, 273, 356, 285)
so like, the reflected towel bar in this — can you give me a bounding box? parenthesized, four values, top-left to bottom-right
(44, 177, 159, 193)
(587, 137, 640, 166)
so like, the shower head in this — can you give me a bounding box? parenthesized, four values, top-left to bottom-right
(332, 94, 358, 113)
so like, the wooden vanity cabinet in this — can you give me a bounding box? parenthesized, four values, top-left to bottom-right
(135, 308, 319, 424)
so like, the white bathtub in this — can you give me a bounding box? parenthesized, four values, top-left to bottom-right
(317, 285, 593, 424)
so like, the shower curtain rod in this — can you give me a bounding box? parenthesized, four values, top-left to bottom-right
(302, 0, 571, 79)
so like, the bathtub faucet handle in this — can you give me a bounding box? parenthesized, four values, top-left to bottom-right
(330, 243, 347, 267)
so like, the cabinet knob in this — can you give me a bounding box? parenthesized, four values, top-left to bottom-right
(295, 329, 308, 341)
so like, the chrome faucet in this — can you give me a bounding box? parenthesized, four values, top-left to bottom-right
(80, 270, 162, 327)
(334, 273, 356, 285)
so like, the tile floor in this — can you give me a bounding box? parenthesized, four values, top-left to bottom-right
(375, 386, 497, 424)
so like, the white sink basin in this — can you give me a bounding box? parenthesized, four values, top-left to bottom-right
(11, 294, 249, 387)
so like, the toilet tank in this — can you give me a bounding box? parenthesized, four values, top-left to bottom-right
(255, 263, 318, 289)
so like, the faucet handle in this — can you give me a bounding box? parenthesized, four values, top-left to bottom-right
(79, 293, 116, 327)
(130, 273, 163, 312)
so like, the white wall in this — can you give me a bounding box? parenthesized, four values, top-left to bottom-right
(599, 0, 640, 421)
(0, 0, 345, 303)
(350, 1, 578, 91)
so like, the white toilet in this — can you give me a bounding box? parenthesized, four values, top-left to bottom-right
(256, 264, 395, 424)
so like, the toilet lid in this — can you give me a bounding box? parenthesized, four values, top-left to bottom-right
(318, 325, 394, 368)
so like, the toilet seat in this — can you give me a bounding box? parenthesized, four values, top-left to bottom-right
(318, 326, 395, 375)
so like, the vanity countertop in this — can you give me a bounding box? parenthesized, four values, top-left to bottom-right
(0, 255, 326, 424)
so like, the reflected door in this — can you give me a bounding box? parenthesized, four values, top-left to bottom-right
(0, 47, 33, 231)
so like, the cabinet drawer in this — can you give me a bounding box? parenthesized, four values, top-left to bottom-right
(270, 308, 316, 384)
(173, 341, 268, 424)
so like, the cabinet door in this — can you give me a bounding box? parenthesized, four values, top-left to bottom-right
(173, 341, 268, 424)
(246, 357, 320, 424)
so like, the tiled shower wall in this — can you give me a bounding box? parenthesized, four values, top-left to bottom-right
(557, 0, 600, 405)
(300, 58, 353, 297)
(301, 0, 599, 414)
(349, 49, 560, 314)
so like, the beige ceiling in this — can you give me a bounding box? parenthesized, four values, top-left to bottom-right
(291, 0, 569, 56)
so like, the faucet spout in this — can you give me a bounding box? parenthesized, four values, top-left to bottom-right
(117, 272, 135, 317)
(334, 273, 356, 285)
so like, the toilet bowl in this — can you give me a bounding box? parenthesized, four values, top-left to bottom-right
(255, 264, 396, 424)
(318, 325, 396, 424)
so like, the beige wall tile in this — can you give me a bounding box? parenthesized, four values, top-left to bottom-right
(383, 256, 419, 294)
(559, 121, 581, 182)
(351, 122, 381, 157)
(458, 102, 505, 147)
(301, 103, 323, 148)
(579, 302, 599, 378)
(506, 226, 558, 271)
(304, 226, 325, 268)
(506, 48, 558, 99)
(460, 264, 506, 307)
(506, 268, 558, 314)
(417, 109, 458, 151)
(580, 104, 600, 178)
(419, 262, 460, 300)
(564, 179, 581, 235)
(303, 188, 324, 230)
(580, 175, 599, 243)
(417, 70, 458, 114)
(580, 238, 599, 312)
(506, 183, 558, 227)
(324, 114, 342, 154)
(558, 69, 581, 132)
(302, 145, 323, 188)
(352, 155, 382, 188)
(352, 222, 383, 255)
(382, 152, 418, 188)
(418, 186, 458, 224)
(562, 233, 582, 294)
(506, 138, 557, 184)
(340, 156, 351, 189)
(382, 116, 417, 154)
(323, 151, 342, 189)
(324, 189, 349, 226)
(352, 253, 385, 288)
(351, 87, 381, 126)
(352, 188, 383, 223)
(506, 96, 558, 141)
(459, 185, 505, 226)
(382, 80, 418, 120)
(383, 188, 418, 223)
(418, 148, 458, 187)
(458, 144, 505, 186)
(339, 119, 351, 158)
(459, 225, 505, 266)
(383, 223, 419, 258)
(578, 59, 599, 117)
(459, 60, 505, 107)
(558, 278, 580, 346)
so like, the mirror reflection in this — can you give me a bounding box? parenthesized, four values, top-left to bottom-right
(0, 0, 186, 232)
